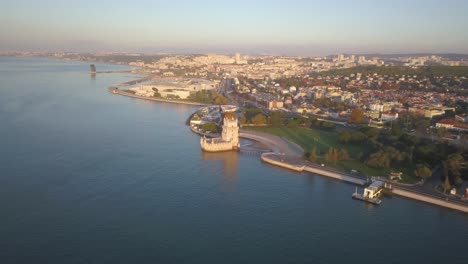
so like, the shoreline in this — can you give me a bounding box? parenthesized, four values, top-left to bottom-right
(261, 152, 468, 214)
(238, 130, 468, 214)
(25, 55, 212, 108)
(108, 87, 210, 106)
(105, 66, 468, 214)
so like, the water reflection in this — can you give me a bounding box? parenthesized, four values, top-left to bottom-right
(201, 151, 239, 184)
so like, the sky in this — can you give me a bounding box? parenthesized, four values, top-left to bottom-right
(1, 0, 468, 55)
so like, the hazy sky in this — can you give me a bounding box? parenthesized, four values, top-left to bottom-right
(1, 0, 468, 55)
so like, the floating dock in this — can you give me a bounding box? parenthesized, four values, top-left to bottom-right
(352, 182, 385, 205)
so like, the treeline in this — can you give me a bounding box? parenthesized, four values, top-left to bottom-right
(190, 90, 229, 105)
(240, 109, 336, 131)
(308, 147, 349, 164)
(338, 125, 466, 187)
(315, 65, 468, 77)
(276, 77, 310, 88)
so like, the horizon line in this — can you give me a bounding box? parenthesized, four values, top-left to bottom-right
(2, 50, 468, 58)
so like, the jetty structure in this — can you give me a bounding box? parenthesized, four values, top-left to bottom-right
(352, 181, 386, 205)
(200, 108, 239, 152)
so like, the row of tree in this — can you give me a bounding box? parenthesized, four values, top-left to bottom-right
(315, 65, 468, 78)
(241, 109, 337, 131)
(338, 131, 367, 143)
(308, 147, 349, 164)
(190, 90, 229, 105)
(337, 121, 466, 183)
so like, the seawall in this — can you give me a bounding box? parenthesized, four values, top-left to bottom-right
(303, 166, 367, 185)
(260, 153, 305, 172)
(260, 152, 468, 213)
(260, 153, 366, 185)
(392, 187, 468, 213)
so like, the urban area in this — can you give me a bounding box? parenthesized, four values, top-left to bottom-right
(6, 51, 468, 209)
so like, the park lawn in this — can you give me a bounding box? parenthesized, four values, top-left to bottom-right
(393, 163, 419, 183)
(244, 126, 372, 158)
(335, 160, 389, 177)
(245, 126, 420, 183)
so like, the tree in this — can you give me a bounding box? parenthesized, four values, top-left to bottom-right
(366, 150, 391, 168)
(240, 115, 248, 125)
(252, 113, 267, 125)
(442, 161, 452, 193)
(308, 147, 317, 162)
(325, 148, 333, 163)
(213, 93, 229, 105)
(269, 112, 283, 127)
(243, 108, 262, 123)
(202, 123, 218, 133)
(447, 153, 464, 185)
(349, 108, 364, 124)
(350, 131, 367, 142)
(338, 131, 352, 143)
(414, 118, 431, 133)
(338, 149, 350, 161)
(325, 147, 339, 164)
(193, 90, 212, 104)
(287, 119, 299, 128)
(332, 148, 339, 164)
(414, 165, 432, 178)
(362, 127, 380, 139)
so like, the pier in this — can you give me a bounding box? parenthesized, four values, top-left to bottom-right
(119, 77, 149, 86)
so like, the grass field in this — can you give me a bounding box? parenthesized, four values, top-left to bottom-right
(245, 126, 419, 183)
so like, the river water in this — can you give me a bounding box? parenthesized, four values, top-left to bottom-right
(0, 57, 466, 264)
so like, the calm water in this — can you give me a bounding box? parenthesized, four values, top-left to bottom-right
(0, 57, 467, 264)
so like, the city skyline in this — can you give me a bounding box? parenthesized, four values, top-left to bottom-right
(1, 0, 468, 55)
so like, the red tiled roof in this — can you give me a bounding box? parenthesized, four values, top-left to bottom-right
(437, 119, 455, 125)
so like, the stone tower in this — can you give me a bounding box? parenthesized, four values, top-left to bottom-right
(221, 113, 239, 149)
(200, 111, 239, 152)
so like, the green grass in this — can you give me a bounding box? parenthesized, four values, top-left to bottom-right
(245, 126, 372, 157)
(245, 126, 420, 183)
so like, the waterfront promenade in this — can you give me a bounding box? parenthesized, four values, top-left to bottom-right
(239, 130, 468, 213)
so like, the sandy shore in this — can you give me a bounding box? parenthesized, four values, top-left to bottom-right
(239, 129, 304, 156)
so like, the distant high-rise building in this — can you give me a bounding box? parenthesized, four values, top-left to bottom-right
(235, 53, 241, 64)
(350, 55, 356, 62)
(358, 56, 366, 64)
